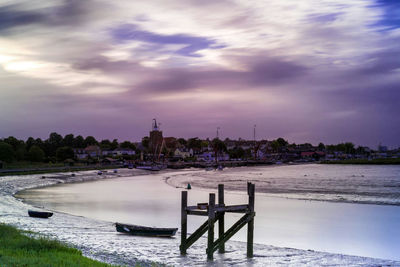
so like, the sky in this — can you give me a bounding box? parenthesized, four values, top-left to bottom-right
(0, 0, 399, 148)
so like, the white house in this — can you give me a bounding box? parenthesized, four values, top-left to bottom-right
(174, 148, 194, 158)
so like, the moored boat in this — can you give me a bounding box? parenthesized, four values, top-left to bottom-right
(28, 210, 53, 218)
(115, 222, 178, 237)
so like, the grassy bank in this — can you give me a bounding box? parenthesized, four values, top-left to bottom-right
(321, 158, 400, 165)
(0, 223, 118, 267)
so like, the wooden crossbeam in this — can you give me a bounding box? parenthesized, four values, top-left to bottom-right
(186, 204, 248, 213)
(180, 214, 221, 251)
(206, 212, 255, 254)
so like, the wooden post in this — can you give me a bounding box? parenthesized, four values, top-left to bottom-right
(247, 183, 255, 258)
(218, 184, 225, 253)
(207, 193, 216, 261)
(180, 191, 188, 255)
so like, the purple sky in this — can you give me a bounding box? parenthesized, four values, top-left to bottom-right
(0, 0, 399, 148)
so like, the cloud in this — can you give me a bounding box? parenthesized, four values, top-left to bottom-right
(110, 24, 225, 57)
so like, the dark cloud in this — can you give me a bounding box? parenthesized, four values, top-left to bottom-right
(111, 24, 225, 57)
(0, 4, 48, 31)
(0, 0, 101, 32)
(132, 55, 308, 94)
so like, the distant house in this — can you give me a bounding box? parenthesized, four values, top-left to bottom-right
(73, 148, 88, 159)
(113, 148, 135, 156)
(301, 151, 325, 159)
(174, 148, 193, 159)
(85, 145, 102, 157)
(197, 152, 229, 162)
(102, 150, 114, 156)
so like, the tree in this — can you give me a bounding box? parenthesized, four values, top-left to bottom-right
(212, 138, 227, 163)
(84, 136, 98, 147)
(318, 142, 325, 151)
(48, 132, 63, 148)
(28, 145, 45, 162)
(15, 144, 27, 161)
(63, 134, 74, 147)
(26, 137, 35, 151)
(73, 135, 85, 148)
(120, 141, 136, 150)
(3, 136, 22, 150)
(141, 137, 149, 149)
(276, 138, 288, 147)
(110, 139, 119, 150)
(56, 146, 74, 162)
(187, 137, 202, 152)
(0, 142, 14, 163)
(177, 138, 187, 146)
(100, 139, 112, 150)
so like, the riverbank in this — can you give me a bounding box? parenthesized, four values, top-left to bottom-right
(2, 168, 400, 266)
(321, 158, 400, 165)
(0, 223, 119, 266)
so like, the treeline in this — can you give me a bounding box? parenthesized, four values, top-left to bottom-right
(0, 133, 136, 163)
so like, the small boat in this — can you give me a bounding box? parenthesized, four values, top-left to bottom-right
(136, 164, 166, 171)
(28, 210, 53, 218)
(115, 223, 178, 237)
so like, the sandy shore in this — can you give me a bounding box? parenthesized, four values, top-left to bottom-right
(1, 168, 400, 266)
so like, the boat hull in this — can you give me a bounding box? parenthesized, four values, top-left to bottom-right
(28, 210, 53, 218)
(115, 223, 177, 237)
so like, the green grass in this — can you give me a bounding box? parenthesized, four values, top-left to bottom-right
(0, 223, 119, 267)
(321, 158, 400, 165)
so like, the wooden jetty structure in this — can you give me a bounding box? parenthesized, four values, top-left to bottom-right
(180, 182, 255, 260)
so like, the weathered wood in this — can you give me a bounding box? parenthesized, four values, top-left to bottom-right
(197, 202, 209, 210)
(218, 184, 225, 254)
(181, 214, 221, 251)
(180, 183, 256, 261)
(207, 193, 215, 261)
(188, 204, 248, 212)
(215, 204, 249, 213)
(207, 212, 255, 254)
(247, 183, 255, 258)
(180, 191, 188, 255)
(187, 210, 208, 216)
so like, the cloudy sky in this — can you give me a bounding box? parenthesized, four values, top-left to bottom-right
(0, 0, 399, 147)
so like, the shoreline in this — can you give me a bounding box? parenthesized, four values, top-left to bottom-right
(2, 168, 400, 266)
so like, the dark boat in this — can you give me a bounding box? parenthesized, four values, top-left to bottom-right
(28, 210, 53, 218)
(115, 222, 178, 237)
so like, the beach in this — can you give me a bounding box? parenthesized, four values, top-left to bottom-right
(2, 166, 400, 266)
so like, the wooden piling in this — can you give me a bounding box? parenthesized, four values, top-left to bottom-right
(247, 183, 255, 258)
(180, 191, 188, 255)
(207, 193, 215, 261)
(218, 184, 225, 253)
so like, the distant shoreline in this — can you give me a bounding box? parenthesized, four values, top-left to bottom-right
(321, 158, 400, 165)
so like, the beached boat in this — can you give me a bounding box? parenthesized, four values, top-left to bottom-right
(115, 223, 178, 237)
(28, 210, 53, 218)
(136, 163, 166, 171)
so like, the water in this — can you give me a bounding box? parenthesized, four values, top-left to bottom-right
(18, 165, 400, 261)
